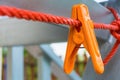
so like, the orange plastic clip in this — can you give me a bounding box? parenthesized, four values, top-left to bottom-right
(64, 4, 104, 74)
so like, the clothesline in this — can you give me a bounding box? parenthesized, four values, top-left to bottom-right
(0, 5, 119, 65)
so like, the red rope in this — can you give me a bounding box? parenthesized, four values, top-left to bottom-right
(0, 6, 81, 27)
(103, 40, 120, 65)
(103, 8, 120, 65)
(0, 6, 120, 65)
(0, 6, 119, 30)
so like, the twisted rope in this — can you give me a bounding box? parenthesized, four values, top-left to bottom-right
(0, 6, 119, 30)
(103, 8, 120, 65)
(0, 6, 119, 65)
(0, 6, 81, 27)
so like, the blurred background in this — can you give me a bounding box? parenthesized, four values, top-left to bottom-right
(2, 43, 89, 80)
(0, 0, 117, 80)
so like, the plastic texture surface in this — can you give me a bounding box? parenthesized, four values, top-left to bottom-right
(64, 4, 104, 74)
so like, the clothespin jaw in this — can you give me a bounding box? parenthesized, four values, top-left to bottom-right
(64, 4, 104, 74)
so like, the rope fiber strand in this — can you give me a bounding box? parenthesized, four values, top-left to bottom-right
(0, 6, 120, 65)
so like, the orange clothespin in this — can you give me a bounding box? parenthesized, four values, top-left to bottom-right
(64, 4, 104, 74)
